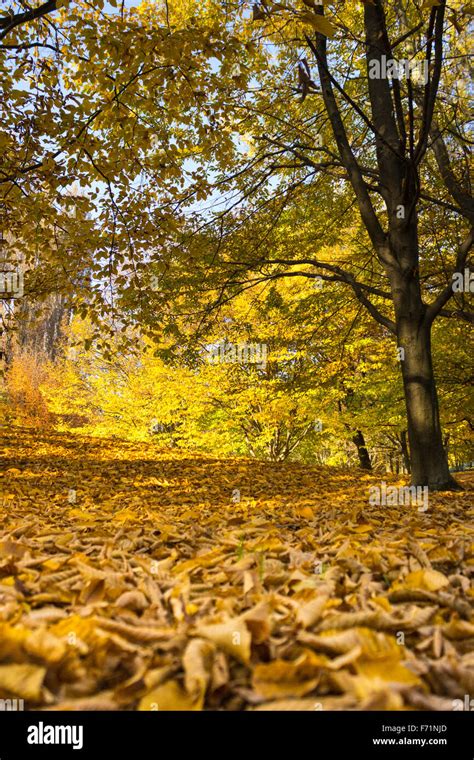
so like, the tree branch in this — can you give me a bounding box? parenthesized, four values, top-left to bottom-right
(0, 0, 60, 40)
(425, 227, 474, 324)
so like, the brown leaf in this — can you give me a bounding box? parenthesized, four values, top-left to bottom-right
(252, 650, 327, 698)
(296, 594, 328, 629)
(183, 638, 214, 699)
(196, 617, 251, 664)
(0, 663, 47, 701)
(138, 680, 202, 711)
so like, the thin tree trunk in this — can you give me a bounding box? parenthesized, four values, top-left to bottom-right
(352, 430, 372, 471)
(400, 430, 411, 474)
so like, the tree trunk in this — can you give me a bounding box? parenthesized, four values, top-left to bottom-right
(387, 195, 460, 490)
(352, 430, 372, 471)
(400, 430, 411, 474)
(312, 0, 468, 491)
(396, 312, 459, 490)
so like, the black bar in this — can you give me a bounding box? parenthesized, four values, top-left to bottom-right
(0, 710, 471, 758)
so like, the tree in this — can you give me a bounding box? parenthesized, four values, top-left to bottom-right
(1, 1, 471, 488)
(138, 0, 471, 489)
(305, 0, 472, 490)
(13, 271, 470, 471)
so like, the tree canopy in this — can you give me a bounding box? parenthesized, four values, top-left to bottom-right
(1, 0, 472, 485)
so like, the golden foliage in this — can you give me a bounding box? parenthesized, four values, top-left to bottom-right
(0, 428, 472, 710)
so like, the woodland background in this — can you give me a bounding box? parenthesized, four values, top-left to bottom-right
(0, 0, 472, 712)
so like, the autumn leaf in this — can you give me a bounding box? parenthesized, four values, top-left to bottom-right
(0, 664, 47, 701)
(183, 638, 215, 699)
(392, 569, 450, 593)
(354, 659, 421, 687)
(195, 617, 251, 664)
(138, 680, 202, 711)
(295, 593, 329, 629)
(0, 429, 471, 711)
(300, 11, 337, 37)
(252, 650, 328, 698)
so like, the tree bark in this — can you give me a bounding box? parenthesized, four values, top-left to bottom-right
(393, 274, 459, 489)
(352, 430, 372, 471)
(400, 430, 411, 474)
(310, 0, 467, 490)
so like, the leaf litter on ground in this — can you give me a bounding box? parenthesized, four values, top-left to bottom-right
(0, 428, 472, 711)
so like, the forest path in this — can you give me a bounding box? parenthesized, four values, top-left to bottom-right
(0, 428, 472, 710)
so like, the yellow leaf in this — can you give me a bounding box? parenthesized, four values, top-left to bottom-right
(0, 663, 46, 701)
(442, 620, 474, 640)
(112, 508, 139, 523)
(353, 523, 373, 534)
(393, 569, 450, 592)
(174, 547, 224, 574)
(182, 638, 214, 699)
(295, 593, 328, 629)
(24, 628, 67, 664)
(372, 596, 392, 612)
(138, 679, 202, 711)
(252, 650, 327, 698)
(339, 673, 408, 705)
(355, 659, 421, 686)
(0, 623, 27, 660)
(300, 627, 402, 658)
(42, 557, 64, 570)
(196, 617, 251, 664)
(0, 540, 27, 558)
(300, 12, 336, 37)
(50, 614, 99, 646)
(243, 570, 255, 594)
(67, 508, 95, 522)
(254, 695, 355, 710)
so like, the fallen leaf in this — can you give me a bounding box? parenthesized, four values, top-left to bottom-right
(138, 680, 202, 711)
(0, 663, 47, 701)
(392, 569, 450, 592)
(196, 617, 251, 664)
(182, 638, 214, 699)
(252, 650, 328, 698)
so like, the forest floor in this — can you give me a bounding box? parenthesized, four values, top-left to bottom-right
(0, 427, 473, 711)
